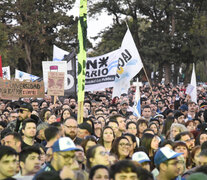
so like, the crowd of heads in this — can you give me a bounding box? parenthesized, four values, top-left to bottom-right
(0, 83, 207, 179)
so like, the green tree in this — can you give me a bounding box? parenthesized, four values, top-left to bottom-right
(0, 0, 77, 76)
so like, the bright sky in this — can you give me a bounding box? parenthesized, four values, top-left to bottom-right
(69, 0, 114, 47)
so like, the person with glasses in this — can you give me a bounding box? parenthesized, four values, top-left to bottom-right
(34, 137, 81, 180)
(110, 136, 130, 160)
(7, 102, 33, 132)
(63, 116, 82, 145)
(154, 147, 183, 180)
(86, 145, 110, 171)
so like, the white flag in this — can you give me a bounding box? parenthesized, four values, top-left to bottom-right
(2, 66, 10, 80)
(186, 63, 197, 104)
(15, 69, 39, 82)
(133, 81, 142, 118)
(53, 45, 69, 61)
(112, 28, 143, 98)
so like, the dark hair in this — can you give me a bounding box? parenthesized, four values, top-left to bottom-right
(126, 121, 137, 130)
(137, 119, 148, 137)
(110, 160, 138, 179)
(106, 119, 119, 126)
(137, 166, 154, 180)
(110, 136, 130, 159)
(89, 165, 109, 180)
(162, 116, 175, 135)
(195, 132, 207, 146)
(81, 136, 97, 153)
(60, 108, 73, 122)
(5, 132, 22, 142)
(0, 146, 17, 160)
(19, 146, 41, 163)
(44, 126, 60, 142)
(173, 141, 191, 168)
(39, 108, 51, 122)
(109, 114, 124, 122)
(195, 165, 207, 175)
(201, 141, 207, 151)
(174, 131, 193, 141)
(36, 171, 61, 180)
(22, 118, 36, 130)
(98, 126, 115, 146)
(159, 139, 174, 148)
(140, 133, 155, 156)
(86, 144, 102, 169)
(200, 149, 207, 157)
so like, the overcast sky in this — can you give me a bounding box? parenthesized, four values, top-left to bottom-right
(69, 0, 114, 46)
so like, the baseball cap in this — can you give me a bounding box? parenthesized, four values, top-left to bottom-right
(154, 114, 164, 119)
(154, 147, 183, 165)
(132, 151, 151, 163)
(179, 104, 188, 111)
(20, 102, 33, 112)
(52, 137, 81, 152)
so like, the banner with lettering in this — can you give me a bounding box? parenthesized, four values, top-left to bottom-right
(85, 49, 119, 91)
(0, 78, 44, 99)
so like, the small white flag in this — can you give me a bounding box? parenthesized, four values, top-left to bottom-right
(186, 63, 197, 104)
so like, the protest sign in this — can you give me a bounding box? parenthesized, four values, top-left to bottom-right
(47, 72, 64, 96)
(42, 61, 67, 92)
(0, 78, 44, 99)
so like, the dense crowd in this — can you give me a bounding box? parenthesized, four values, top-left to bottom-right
(0, 83, 207, 180)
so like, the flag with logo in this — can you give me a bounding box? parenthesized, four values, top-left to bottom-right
(112, 28, 143, 98)
(2, 66, 10, 80)
(15, 69, 39, 82)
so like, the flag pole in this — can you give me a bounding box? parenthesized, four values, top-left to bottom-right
(0, 56, 3, 78)
(142, 66, 153, 96)
(77, 0, 87, 124)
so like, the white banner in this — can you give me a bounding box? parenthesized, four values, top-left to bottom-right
(2, 66, 10, 80)
(42, 61, 67, 92)
(15, 69, 39, 82)
(85, 50, 119, 91)
(112, 29, 143, 98)
(53, 45, 69, 61)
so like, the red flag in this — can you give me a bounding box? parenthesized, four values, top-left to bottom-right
(0, 56, 2, 77)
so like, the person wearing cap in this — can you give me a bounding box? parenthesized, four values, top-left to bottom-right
(119, 100, 133, 118)
(7, 102, 33, 132)
(132, 151, 151, 171)
(154, 147, 183, 180)
(34, 137, 81, 180)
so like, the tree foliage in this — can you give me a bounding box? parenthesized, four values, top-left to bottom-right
(89, 0, 207, 83)
(0, 0, 78, 76)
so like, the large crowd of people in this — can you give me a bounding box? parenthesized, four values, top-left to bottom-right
(0, 83, 207, 180)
